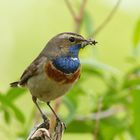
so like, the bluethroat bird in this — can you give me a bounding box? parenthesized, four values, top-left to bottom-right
(10, 32, 97, 123)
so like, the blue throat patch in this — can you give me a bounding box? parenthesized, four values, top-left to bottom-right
(52, 44, 81, 74)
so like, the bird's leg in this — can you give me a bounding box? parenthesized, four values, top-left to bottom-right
(47, 102, 66, 130)
(32, 96, 49, 123)
(46, 102, 60, 122)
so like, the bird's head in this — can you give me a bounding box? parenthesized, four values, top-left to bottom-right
(43, 32, 97, 59)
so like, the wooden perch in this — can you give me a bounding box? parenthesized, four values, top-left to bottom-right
(27, 121, 65, 140)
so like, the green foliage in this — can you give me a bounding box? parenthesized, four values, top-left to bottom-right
(132, 89, 140, 139)
(0, 88, 25, 123)
(62, 18, 140, 140)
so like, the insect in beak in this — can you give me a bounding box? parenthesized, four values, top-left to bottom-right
(81, 39, 98, 48)
(88, 39, 98, 45)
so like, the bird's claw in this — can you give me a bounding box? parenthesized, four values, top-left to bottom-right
(56, 118, 66, 130)
(53, 119, 66, 140)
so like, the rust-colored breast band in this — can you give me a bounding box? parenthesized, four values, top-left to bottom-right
(45, 61, 81, 84)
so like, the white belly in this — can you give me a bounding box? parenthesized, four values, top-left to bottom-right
(27, 72, 73, 102)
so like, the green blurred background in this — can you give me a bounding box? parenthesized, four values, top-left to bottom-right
(0, 0, 140, 139)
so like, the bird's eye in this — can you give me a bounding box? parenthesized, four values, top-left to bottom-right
(69, 37, 75, 42)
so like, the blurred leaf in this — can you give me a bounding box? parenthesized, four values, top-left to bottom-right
(100, 117, 127, 140)
(83, 63, 104, 77)
(131, 89, 140, 139)
(68, 82, 86, 104)
(17, 131, 28, 140)
(6, 88, 25, 101)
(125, 66, 140, 76)
(81, 60, 120, 73)
(0, 93, 25, 123)
(3, 109, 11, 124)
(102, 90, 124, 108)
(62, 96, 76, 124)
(10, 103, 25, 123)
(82, 60, 119, 89)
(123, 66, 140, 89)
(123, 78, 140, 89)
(83, 11, 94, 37)
(133, 19, 140, 47)
(81, 60, 119, 78)
(66, 120, 93, 133)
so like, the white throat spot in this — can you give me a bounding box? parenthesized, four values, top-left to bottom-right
(71, 57, 78, 61)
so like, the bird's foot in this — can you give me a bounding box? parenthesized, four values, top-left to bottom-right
(52, 119, 66, 139)
(56, 118, 66, 130)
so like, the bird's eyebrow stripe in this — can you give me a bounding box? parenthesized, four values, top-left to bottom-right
(64, 32, 82, 37)
(58, 32, 83, 39)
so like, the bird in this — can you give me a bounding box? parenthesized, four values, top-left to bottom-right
(10, 32, 97, 123)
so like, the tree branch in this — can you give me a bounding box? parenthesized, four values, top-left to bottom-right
(91, 0, 121, 37)
(65, 0, 77, 21)
(75, 0, 87, 33)
(75, 107, 121, 121)
(93, 97, 103, 140)
(27, 121, 65, 140)
(65, 0, 88, 33)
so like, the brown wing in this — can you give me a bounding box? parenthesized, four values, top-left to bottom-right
(19, 63, 38, 86)
(10, 56, 47, 87)
(10, 62, 37, 87)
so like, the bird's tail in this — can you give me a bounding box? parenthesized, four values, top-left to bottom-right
(10, 81, 19, 87)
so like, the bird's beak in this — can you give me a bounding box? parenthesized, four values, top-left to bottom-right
(81, 39, 98, 48)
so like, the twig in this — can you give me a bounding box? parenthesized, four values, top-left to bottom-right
(91, 0, 121, 37)
(93, 97, 103, 140)
(27, 121, 65, 140)
(75, 108, 116, 121)
(28, 128, 51, 140)
(65, 0, 88, 33)
(27, 121, 50, 140)
(65, 0, 77, 21)
(75, 0, 87, 33)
